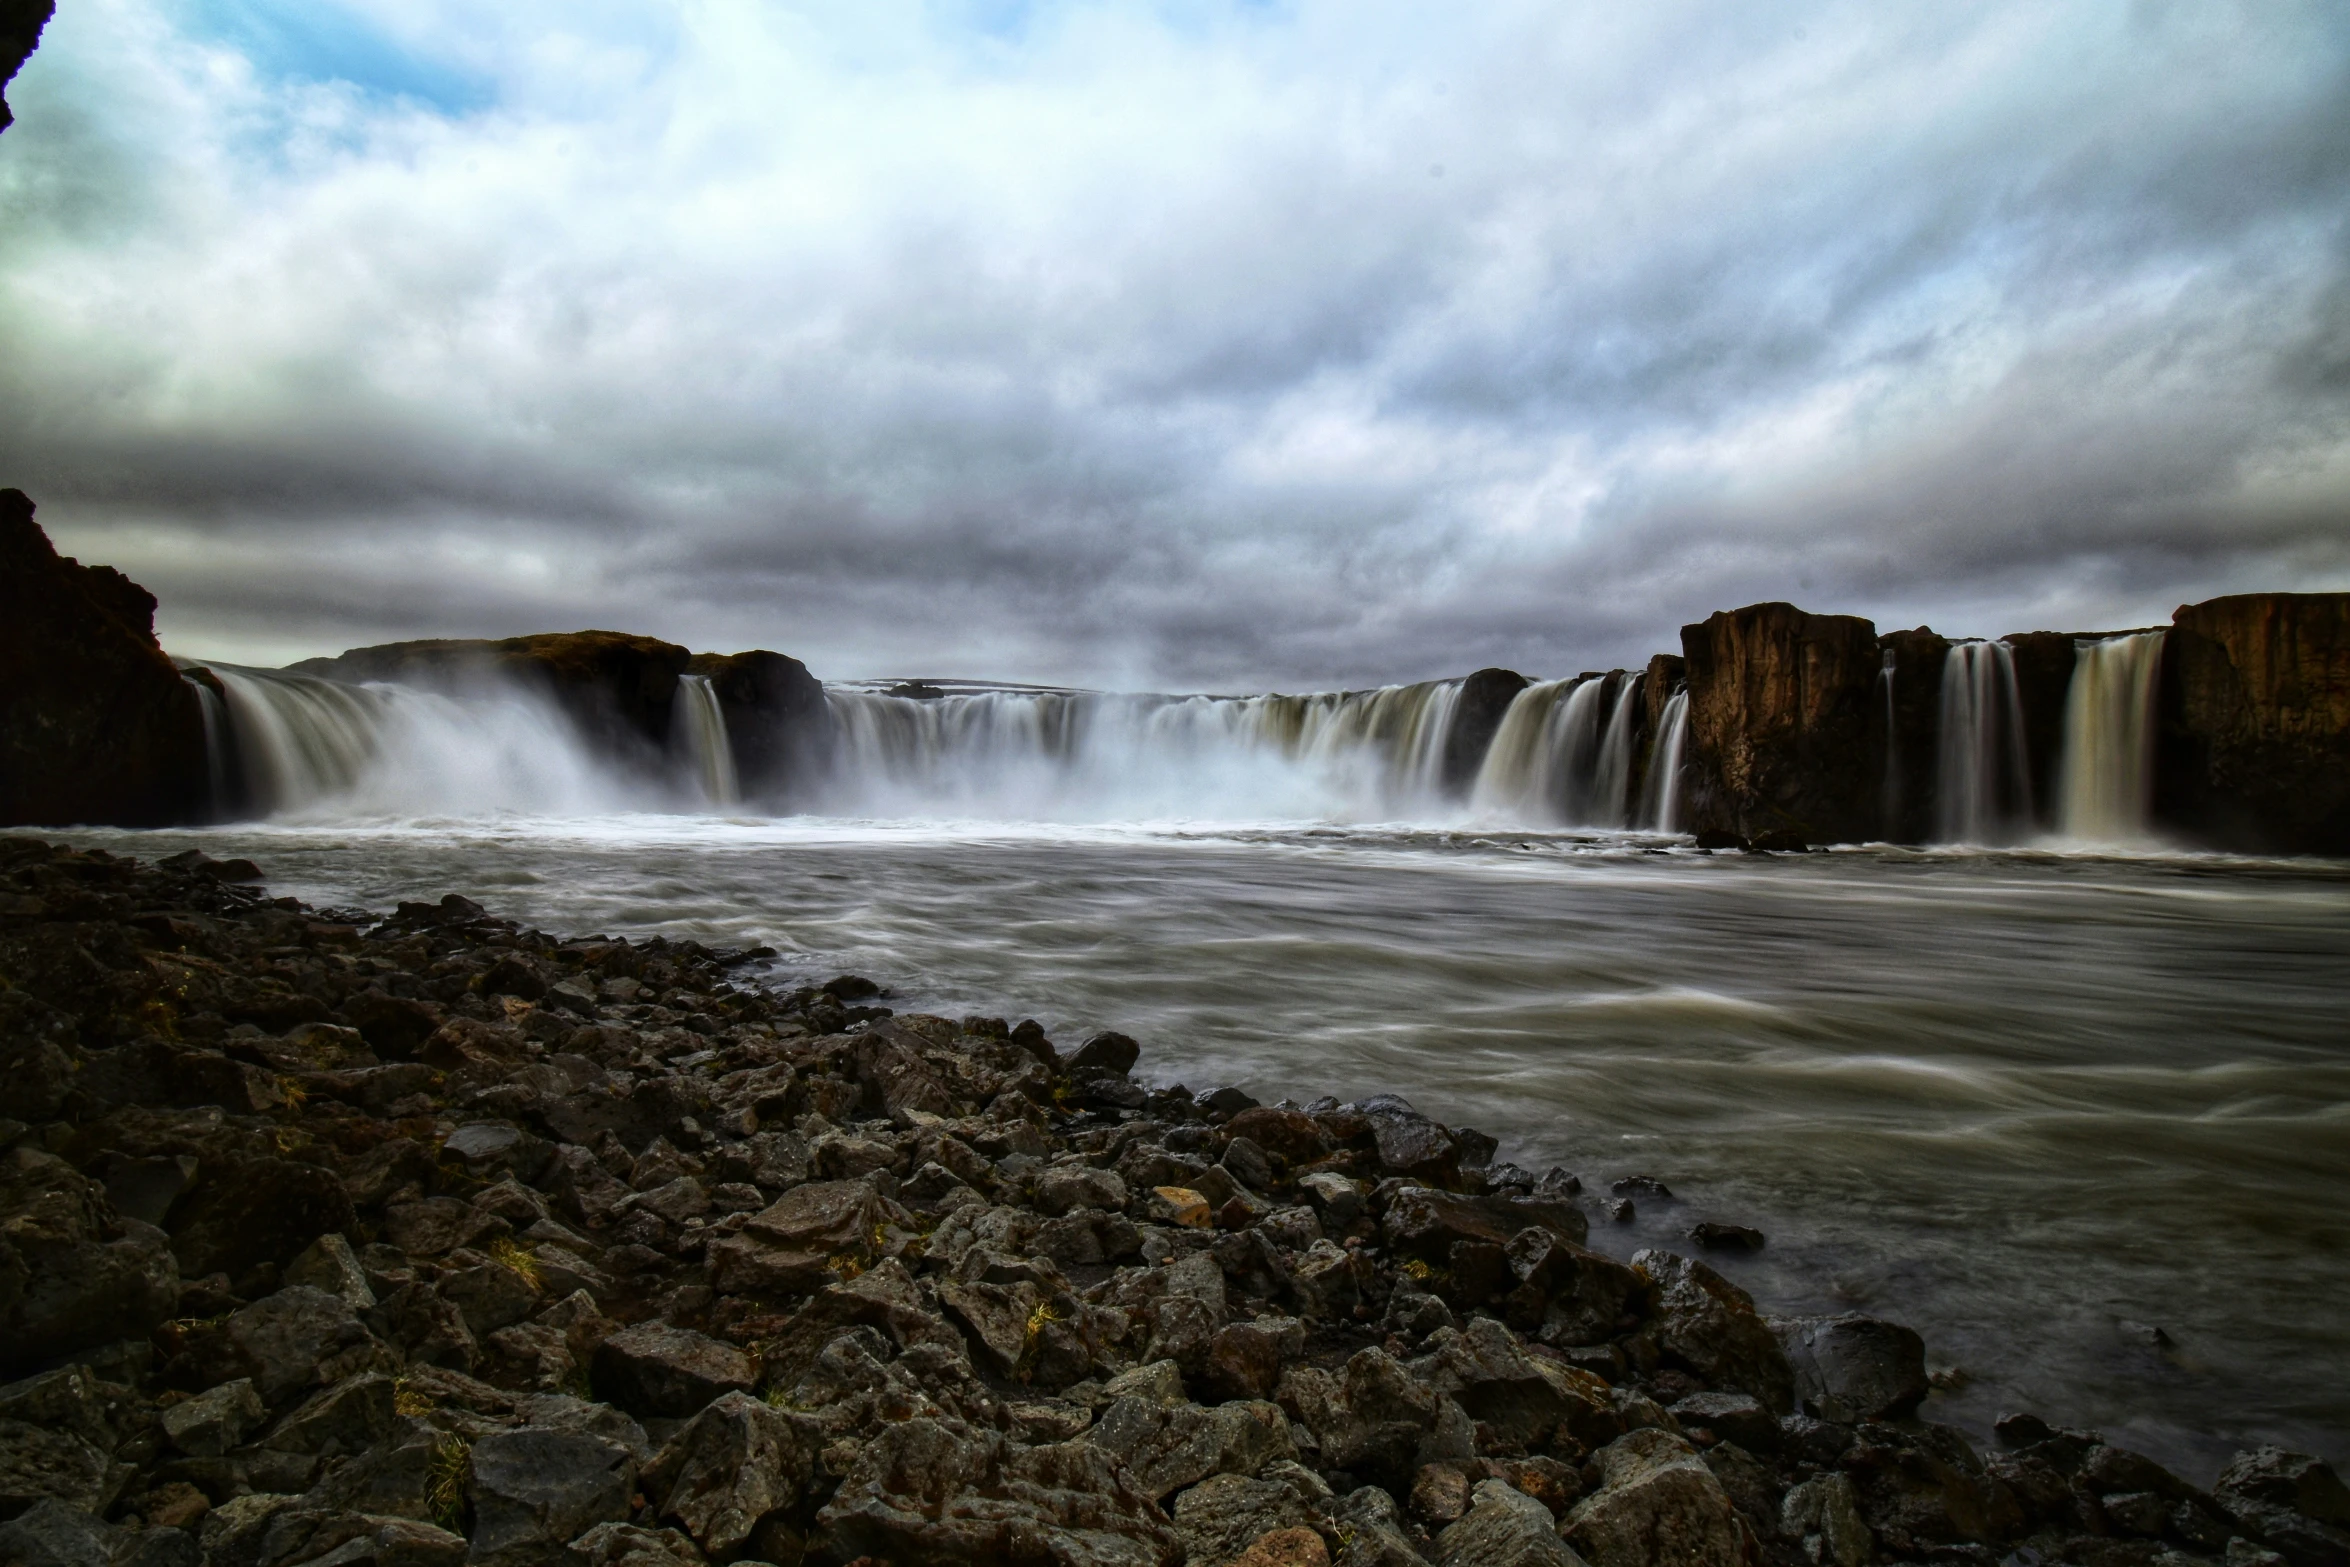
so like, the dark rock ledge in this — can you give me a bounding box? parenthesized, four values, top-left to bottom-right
(1, 837, 2343, 1567)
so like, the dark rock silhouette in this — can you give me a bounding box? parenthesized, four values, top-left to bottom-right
(2159, 593, 2350, 855)
(1681, 603, 1882, 845)
(0, 0, 51, 136)
(1874, 627, 1948, 844)
(0, 490, 209, 827)
(687, 649, 838, 808)
(1439, 668, 1530, 796)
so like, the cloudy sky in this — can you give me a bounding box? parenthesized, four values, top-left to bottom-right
(2, 1, 2346, 687)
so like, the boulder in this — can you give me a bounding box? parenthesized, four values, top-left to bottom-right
(1436, 1479, 1584, 1567)
(1407, 1318, 1589, 1453)
(0, 1499, 130, 1567)
(2215, 1448, 2350, 1567)
(158, 1377, 265, 1457)
(0, 1418, 122, 1517)
(1681, 601, 1883, 845)
(464, 1428, 636, 1567)
(1564, 1428, 1754, 1567)
(2160, 593, 2350, 853)
(590, 1323, 753, 1419)
(167, 1158, 357, 1282)
(1081, 1396, 1295, 1503)
(1224, 1109, 1329, 1167)
(1443, 668, 1535, 796)
(1354, 1097, 1461, 1183)
(194, 1286, 384, 1406)
(1772, 1314, 1927, 1422)
(1280, 1348, 1450, 1493)
(1384, 1188, 1589, 1262)
(1631, 1251, 1793, 1412)
(641, 1390, 818, 1557)
(1172, 1472, 1320, 1567)
(0, 1148, 181, 1375)
(0, 491, 208, 828)
(259, 1373, 400, 1459)
(1781, 1473, 1871, 1567)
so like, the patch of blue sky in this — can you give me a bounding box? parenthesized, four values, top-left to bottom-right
(176, 0, 496, 115)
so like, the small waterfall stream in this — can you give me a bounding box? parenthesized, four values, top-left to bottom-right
(1642, 689, 1690, 832)
(2058, 632, 2166, 843)
(676, 675, 740, 808)
(1936, 640, 2033, 844)
(1468, 673, 1645, 827)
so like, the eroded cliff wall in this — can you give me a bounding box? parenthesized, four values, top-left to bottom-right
(688, 648, 838, 807)
(0, 490, 209, 826)
(1680, 603, 1883, 844)
(2158, 593, 2350, 855)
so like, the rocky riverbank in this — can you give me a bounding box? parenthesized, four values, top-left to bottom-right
(2, 836, 2346, 1567)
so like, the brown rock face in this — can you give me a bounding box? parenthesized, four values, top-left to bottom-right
(1875, 628, 1948, 843)
(2157, 593, 2350, 854)
(686, 649, 836, 807)
(0, 0, 53, 136)
(1441, 667, 1531, 795)
(0, 490, 210, 827)
(1627, 653, 1686, 820)
(294, 632, 693, 763)
(1681, 602, 1882, 844)
(2000, 631, 2082, 829)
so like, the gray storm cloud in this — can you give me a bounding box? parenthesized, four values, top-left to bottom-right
(0, 0, 2345, 685)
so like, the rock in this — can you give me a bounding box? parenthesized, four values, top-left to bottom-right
(438, 1257, 542, 1341)
(1038, 1166, 1129, 1216)
(2160, 593, 2350, 854)
(1382, 1188, 1589, 1261)
(0, 1418, 122, 1517)
(1564, 1428, 1754, 1567)
(0, 1498, 125, 1567)
(159, 1377, 265, 1456)
(197, 1286, 383, 1406)
(1444, 668, 1536, 795)
(1841, 1421, 2022, 1555)
(283, 1234, 377, 1312)
(1221, 1139, 1274, 1195)
(103, 1157, 199, 1230)
(1503, 1232, 1641, 1347)
(1688, 1223, 1764, 1252)
(567, 1521, 703, 1567)
(1103, 1361, 1190, 1407)
(1082, 1396, 1296, 1502)
(1632, 1251, 1794, 1412)
(1334, 1485, 1432, 1567)
(1144, 1187, 1214, 1229)
(1666, 1391, 1777, 1453)
(1224, 1110, 1329, 1167)
(1772, 1314, 1928, 1422)
(2214, 1447, 2350, 1567)
(642, 1389, 818, 1557)
(259, 1373, 400, 1459)
(168, 1158, 357, 1283)
(1354, 1096, 1461, 1182)
(0, 1149, 181, 1375)
(1782, 1473, 1871, 1567)
(687, 649, 836, 809)
(0, 492, 208, 828)
(1200, 1323, 1286, 1405)
(590, 1322, 754, 1418)
(1407, 1317, 1591, 1454)
(465, 1428, 636, 1567)
(1173, 1472, 1318, 1567)
(1067, 1032, 1142, 1080)
(1282, 1348, 1447, 1493)
(1436, 1479, 1584, 1567)
(1681, 601, 1883, 845)
(1229, 1526, 1330, 1567)
(1295, 1173, 1365, 1231)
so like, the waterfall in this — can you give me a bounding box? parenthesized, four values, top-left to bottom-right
(1642, 690, 1690, 832)
(1467, 672, 1642, 827)
(675, 675, 740, 808)
(820, 678, 1468, 822)
(1935, 640, 2033, 844)
(200, 665, 629, 819)
(2057, 632, 2166, 843)
(179, 672, 232, 817)
(1878, 650, 1899, 834)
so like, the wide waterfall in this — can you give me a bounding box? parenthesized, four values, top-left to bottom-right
(200, 666, 634, 819)
(1468, 672, 1644, 827)
(819, 679, 1467, 822)
(675, 675, 740, 808)
(1641, 689, 1689, 832)
(2057, 631, 2166, 842)
(1936, 640, 2032, 844)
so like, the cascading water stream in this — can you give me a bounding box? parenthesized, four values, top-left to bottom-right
(1642, 690, 1689, 832)
(1936, 640, 2033, 845)
(1591, 672, 1641, 825)
(1878, 650, 1900, 834)
(1468, 673, 1644, 827)
(178, 670, 232, 816)
(2057, 632, 2166, 843)
(820, 680, 1469, 822)
(675, 675, 740, 808)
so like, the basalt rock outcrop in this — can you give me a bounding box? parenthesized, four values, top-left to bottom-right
(292, 635, 697, 768)
(1680, 604, 1883, 846)
(2158, 593, 2350, 856)
(685, 652, 837, 809)
(1438, 671, 1530, 797)
(0, 0, 51, 136)
(4, 836, 2341, 1567)
(0, 492, 209, 829)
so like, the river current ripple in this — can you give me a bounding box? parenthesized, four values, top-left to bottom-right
(62, 819, 2350, 1481)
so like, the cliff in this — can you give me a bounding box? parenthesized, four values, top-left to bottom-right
(1681, 603, 1882, 845)
(0, 490, 210, 826)
(2157, 593, 2350, 855)
(687, 649, 838, 807)
(0, 0, 51, 137)
(294, 633, 694, 767)
(1874, 628, 1947, 843)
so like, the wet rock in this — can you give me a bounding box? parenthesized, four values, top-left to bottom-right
(590, 1323, 754, 1419)
(567, 1521, 703, 1567)
(1082, 1396, 1296, 1503)
(1564, 1428, 1754, 1567)
(1226, 1525, 1329, 1567)
(0, 1149, 181, 1375)
(1436, 1479, 1582, 1567)
(1782, 1472, 1871, 1567)
(1038, 1166, 1129, 1216)
(1281, 1348, 1449, 1494)
(465, 1428, 636, 1567)
(1680, 601, 1884, 845)
(1667, 1392, 1776, 1454)
(1408, 1317, 1593, 1455)
(1067, 1032, 1142, 1081)
(168, 1158, 357, 1282)
(0, 1417, 122, 1517)
(1841, 1421, 2023, 1555)
(641, 1389, 818, 1557)
(2214, 1447, 2350, 1567)
(1354, 1096, 1462, 1183)
(1225, 1109, 1329, 1168)
(1632, 1251, 1794, 1412)
(1172, 1472, 1318, 1567)
(0, 1498, 128, 1567)
(192, 1287, 384, 1406)
(1772, 1314, 1927, 1422)
(1384, 1189, 1589, 1265)
(1688, 1223, 1764, 1252)
(282, 1235, 377, 1313)
(259, 1373, 400, 1460)
(159, 1377, 265, 1456)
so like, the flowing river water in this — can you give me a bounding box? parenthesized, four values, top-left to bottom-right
(57, 817, 2350, 1483)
